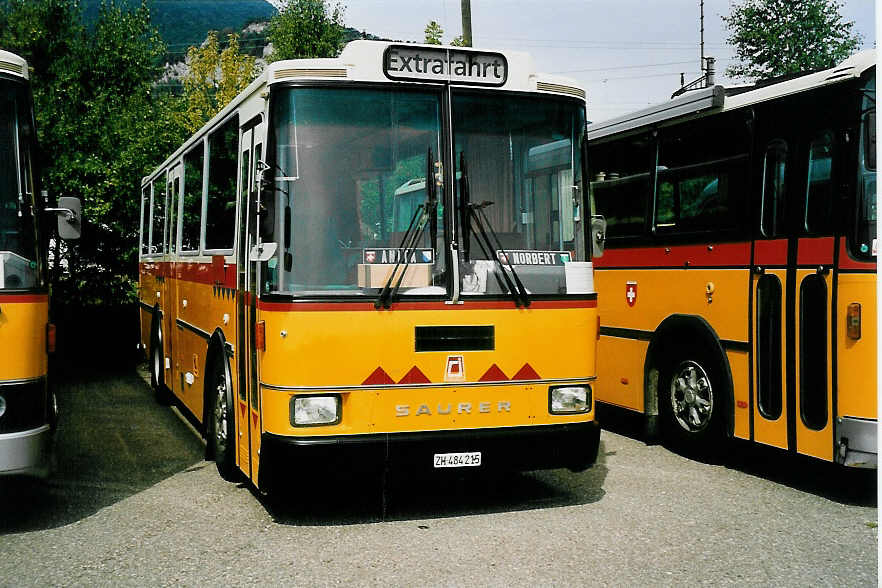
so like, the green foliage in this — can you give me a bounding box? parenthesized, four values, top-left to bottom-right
(723, 0, 862, 81)
(267, 0, 345, 61)
(181, 31, 257, 133)
(424, 20, 443, 45)
(0, 0, 189, 309)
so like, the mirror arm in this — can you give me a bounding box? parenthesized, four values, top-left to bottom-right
(44, 207, 78, 221)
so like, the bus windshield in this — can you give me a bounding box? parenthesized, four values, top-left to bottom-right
(453, 93, 587, 296)
(267, 87, 445, 297)
(855, 76, 875, 259)
(0, 78, 40, 290)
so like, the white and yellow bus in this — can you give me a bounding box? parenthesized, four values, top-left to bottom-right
(0, 49, 80, 477)
(588, 51, 876, 467)
(139, 41, 601, 490)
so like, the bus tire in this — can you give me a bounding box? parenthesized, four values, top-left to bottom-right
(150, 318, 170, 405)
(209, 354, 239, 482)
(658, 343, 727, 454)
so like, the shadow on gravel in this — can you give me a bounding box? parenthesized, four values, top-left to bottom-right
(263, 442, 609, 526)
(597, 404, 877, 507)
(0, 365, 205, 534)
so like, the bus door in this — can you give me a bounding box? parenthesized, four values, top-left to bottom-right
(752, 140, 789, 450)
(791, 129, 837, 462)
(166, 165, 182, 397)
(751, 131, 837, 462)
(236, 119, 265, 482)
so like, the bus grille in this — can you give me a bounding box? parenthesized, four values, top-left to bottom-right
(536, 82, 585, 99)
(274, 68, 348, 80)
(0, 60, 24, 76)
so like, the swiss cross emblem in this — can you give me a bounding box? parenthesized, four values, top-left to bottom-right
(626, 281, 638, 307)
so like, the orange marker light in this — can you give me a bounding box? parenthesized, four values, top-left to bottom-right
(847, 303, 861, 340)
(256, 320, 266, 351)
(46, 323, 56, 354)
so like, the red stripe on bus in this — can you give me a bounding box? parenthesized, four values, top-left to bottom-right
(753, 239, 788, 265)
(593, 242, 751, 268)
(837, 240, 877, 271)
(0, 293, 48, 303)
(796, 237, 834, 266)
(139, 261, 237, 288)
(258, 299, 597, 312)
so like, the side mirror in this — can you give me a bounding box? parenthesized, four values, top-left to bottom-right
(46, 196, 82, 240)
(249, 241, 278, 262)
(590, 215, 606, 258)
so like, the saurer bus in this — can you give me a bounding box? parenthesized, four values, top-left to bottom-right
(588, 50, 876, 467)
(0, 49, 80, 477)
(138, 41, 601, 491)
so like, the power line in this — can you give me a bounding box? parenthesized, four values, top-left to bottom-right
(552, 60, 694, 74)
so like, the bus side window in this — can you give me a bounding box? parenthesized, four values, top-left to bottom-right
(150, 176, 166, 255)
(205, 115, 239, 251)
(140, 185, 150, 255)
(760, 140, 787, 238)
(588, 135, 652, 239)
(181, 143, 204, 253)
(804, 131, 834, 234)
(655, 118, 747, 234)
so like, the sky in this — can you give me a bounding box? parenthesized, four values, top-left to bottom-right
(337, 0, 876, 121)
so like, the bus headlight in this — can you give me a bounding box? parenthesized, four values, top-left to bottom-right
(291, 395, 341, 426)
(0, 394, 6, 419)
(549, 385, 591, 414)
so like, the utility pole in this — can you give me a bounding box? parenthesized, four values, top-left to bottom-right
(461, 0, 473, 47)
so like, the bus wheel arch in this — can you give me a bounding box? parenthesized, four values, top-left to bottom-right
(644, 314, 735, 449)
(203, 330, 238, 481)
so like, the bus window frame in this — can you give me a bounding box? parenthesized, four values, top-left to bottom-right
(759, 139, 788, 239)
(264, 81, 452, 301)
(180, 140, 206, 256)
(202, 112, 240, 257)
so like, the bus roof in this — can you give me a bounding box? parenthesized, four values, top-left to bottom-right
(587, 49, 875, 142)
(0, 49, 28, 81)
(143, 40, 586, 185)
(266, 40, 586, 100)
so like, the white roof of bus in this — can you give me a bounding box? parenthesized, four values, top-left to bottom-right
(587, 49, 875, 141)
(0, 49, 28, 80)
(266, 40, 586, 98)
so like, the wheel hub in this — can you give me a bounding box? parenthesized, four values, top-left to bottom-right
(670, 360, 713, 433)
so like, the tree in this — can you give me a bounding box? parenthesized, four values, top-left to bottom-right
(266, 0, 345, 61)
(424, 20, 443, 45)
(181, 31, 257, 133)
(0, 0, 188, 317)
(723, 0, 862, 81)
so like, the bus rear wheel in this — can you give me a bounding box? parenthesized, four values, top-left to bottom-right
(210, 355, 238, 482)
(658, 344, 727, 455)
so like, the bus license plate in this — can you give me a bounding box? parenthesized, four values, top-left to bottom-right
(434, 452, 482, 468)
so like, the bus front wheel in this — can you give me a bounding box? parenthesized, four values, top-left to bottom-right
(658, 344, 727, 454)
(150, 320, 170, 404)
(209, 355, 238, 482)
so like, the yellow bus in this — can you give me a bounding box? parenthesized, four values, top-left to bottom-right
(0, 49, 80, 477)
(588, 51, 876, 467)
(139, 41, 601, 490)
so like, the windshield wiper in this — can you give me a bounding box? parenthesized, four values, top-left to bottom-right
(459, 152, 530, 307)
(375, 147, 438, 309)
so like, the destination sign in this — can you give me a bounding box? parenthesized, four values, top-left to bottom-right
(384, 45, 507, 86)
(363, 248, 434, 264)
(496, 250, 571, 266)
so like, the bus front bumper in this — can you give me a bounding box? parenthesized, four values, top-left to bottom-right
(260, 421, 600, 486)
(0, 424, 52, 478)
(837, 417, 877, 468)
